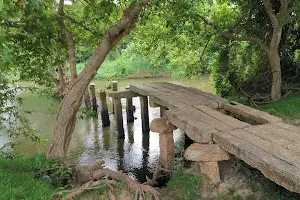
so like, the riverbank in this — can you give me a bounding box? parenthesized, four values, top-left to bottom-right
(0, 154, 59, 200)
(2, 82, 300, 199)
(260, 93, 300, 123)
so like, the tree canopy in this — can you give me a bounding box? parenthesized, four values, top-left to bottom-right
(1, 0, 300, 157)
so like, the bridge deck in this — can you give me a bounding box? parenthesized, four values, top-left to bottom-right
(130, 82, 300, 193)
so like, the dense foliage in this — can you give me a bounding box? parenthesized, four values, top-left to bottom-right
(1, 0, 300, 143)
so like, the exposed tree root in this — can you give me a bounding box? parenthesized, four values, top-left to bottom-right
(56, 162, 161, 200)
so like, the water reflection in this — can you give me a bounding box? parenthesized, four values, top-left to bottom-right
(0, 77, 212, 182)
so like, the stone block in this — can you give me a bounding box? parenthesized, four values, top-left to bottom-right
(200, 161, 220, 184)
(184, 143, 230, 162)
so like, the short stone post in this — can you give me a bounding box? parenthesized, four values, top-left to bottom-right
(184, 143, 230, 184)
(89, 83, 97, 112)
(140, 95, 150, 133)
(160, 106, 167, 117)
(114, 97, 124, 137)
(99, 90, 110, 126)
(150, 117, 177, 170)
(111, 81, 118, 114)
(126, 98, 134, 122)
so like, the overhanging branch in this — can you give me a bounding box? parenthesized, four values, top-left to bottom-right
(64, 15, 100, 36)
(262, 0, 279, 26)
(198, 15, 269, 52)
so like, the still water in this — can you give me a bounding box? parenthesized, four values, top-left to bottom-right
(0, 76, 212, 182)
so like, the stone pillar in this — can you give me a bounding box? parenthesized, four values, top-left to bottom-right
(111, 81, 118, 114)
(160, 106, 167, 117)
(126, 98, 134, 123)
(184, 143, 230, 184)
(150, 117, 177, 170)
(89, 83, 97, 112)
(114, 98, 124, 137)
(99, 90, 110, 126)
(140, 96, 149, 133)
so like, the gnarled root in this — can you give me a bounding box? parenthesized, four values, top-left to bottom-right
(66, 163, 160, 200)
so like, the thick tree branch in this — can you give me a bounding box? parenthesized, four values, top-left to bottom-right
(277, 0, 292, 26)
(198, 15, 269, 52)
(47, 0, 149, 159)
(57, 0, 77, 82)
(262, 0, 279, 26)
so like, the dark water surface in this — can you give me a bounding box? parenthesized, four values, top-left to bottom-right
(0, 77, 212, 182)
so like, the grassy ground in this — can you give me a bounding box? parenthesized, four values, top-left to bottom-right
(76, 54, 169, 80)
(160, 159, 300, 200)
(0, 154, 59, 200)
(259, 93, 300, 120)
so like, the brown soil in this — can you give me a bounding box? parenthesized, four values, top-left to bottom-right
(158, 156, 300, 200)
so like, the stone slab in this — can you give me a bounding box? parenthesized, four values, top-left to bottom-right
(184, 143, 230, 162)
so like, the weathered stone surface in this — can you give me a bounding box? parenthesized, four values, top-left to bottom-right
(150, 117, 176, 169)
(109, 90, 138, 99)
(222, 101, 282, 124)
(126, 98, 134, 123)
(199, 161, 220, 184)
(99, 90, 110, 126)
(140, 96, 150, 133)
(214, 127, 300, 194)
(160, 132, 175, 169)
(150, 117, 177, 134)
(184, 143, 230, 162)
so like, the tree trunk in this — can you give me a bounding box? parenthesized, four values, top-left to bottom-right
(47, 1, 147, 159)
(53, 62, 69, 98)
(268, 25, 283, 102)
(268, 48, 282, 102)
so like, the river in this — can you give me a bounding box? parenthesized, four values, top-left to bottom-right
(0, 76, 213, 182)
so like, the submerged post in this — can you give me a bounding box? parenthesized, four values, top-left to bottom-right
(89, 83, 97, 112)
(114, 98, 124, 137)
(126, 98, 134, 122)
(99, 90, 110, 126)
(140, 95, 149, 133)
(111, 81, 118, 114)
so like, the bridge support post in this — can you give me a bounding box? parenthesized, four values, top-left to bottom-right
(99, 90, 110, 126)
(89, 83, 97, 112)
(160, 106, 167, 117)
(114, 98, 124, 137)
(126, 98, 134, 122)
(184, 143, 230, 184)
(150, 117, 177, 170)
(111, 81, 118, 114)
(140, 96, 150, 133)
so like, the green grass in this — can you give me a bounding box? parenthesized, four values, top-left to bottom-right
(260, 93, 300, 120)
(76, 53, 169, 80)
(0, 154, 59, 200)
(166, 173, 203, 200)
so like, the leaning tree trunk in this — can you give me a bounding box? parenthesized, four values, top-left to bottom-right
(268, 47, 282, 102)
(53, 63, 69, 98)
(47, 2, 147, 159)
